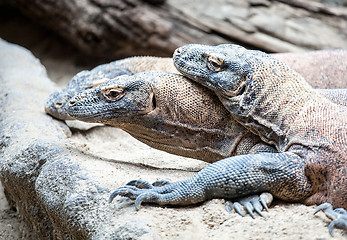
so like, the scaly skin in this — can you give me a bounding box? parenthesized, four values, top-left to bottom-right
(45, 56, 177, 120)
(173, 44, 346, 234)
(45, 51, 347, 121)
(67, 71, 276, 162)
(65, 71, 347, 163)
(46, 51, 347, 222)
(274, 50, 347, 89)
(65, 69, 347, 220)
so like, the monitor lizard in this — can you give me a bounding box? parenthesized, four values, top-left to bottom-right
(45, 51, 347, 121)
(65, 70, 277, 216)
(45, 52, 347, 234)
(45, 55, 346, 164)
(172, 44, 346, 235)
(45, 57, 178, 120)
(65, 69, 347, 234)
(66, 71, 278, 163)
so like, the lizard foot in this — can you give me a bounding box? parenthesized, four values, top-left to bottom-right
(109, 180, 199, 210)
(225, 192, 273, 219)
(125, 179, 172, 189)
(314, 202, 347, 236)
(109, 152, 311, 213)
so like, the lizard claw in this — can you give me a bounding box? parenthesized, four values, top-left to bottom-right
(134, 192, 162, 210)
(226, 192, 273, 219)
(125, 179, 172, 189)
(110, 187, 162, 211)
(151, 179, 172, 187)
(109, 180, 187, 209)
(109, 185, 145, 203)
(314, 202, 347, 236)
(126, 179, 154, 189)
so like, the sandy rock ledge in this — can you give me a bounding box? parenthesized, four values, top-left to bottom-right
(0, 38, 151, 239)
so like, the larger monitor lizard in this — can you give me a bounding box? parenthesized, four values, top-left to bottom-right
(172, 44, 346, 235)
(45, 54, 347, 166)
(45, 52, 347, 234)
(45, 51, 347, 121)
(65, 69, 347, 235)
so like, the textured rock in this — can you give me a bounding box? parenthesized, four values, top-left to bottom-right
(0, 38, 103, 239)
(9, 0, 347, 59)
(0, 38, 146, 239)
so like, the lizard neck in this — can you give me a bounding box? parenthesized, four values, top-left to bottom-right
(220, 58, 317, 145)
(117, 118, 234, 162)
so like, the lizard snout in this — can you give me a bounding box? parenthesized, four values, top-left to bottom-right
(69, 96, 82, 106)
(68, 94, 86, 106)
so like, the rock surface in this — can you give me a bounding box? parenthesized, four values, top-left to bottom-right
(9, 0, 347, 59)
(0, 39, 346, 239)
(0, 38, 109, 239)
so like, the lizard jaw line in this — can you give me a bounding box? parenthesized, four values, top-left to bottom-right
(174, 60, 232, 97)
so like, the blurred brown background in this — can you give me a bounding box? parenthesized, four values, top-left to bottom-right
(1, 0, 347, 86)
(1, 0, 347, 60)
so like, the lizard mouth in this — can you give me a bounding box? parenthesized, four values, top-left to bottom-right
(96, 92, 157, 118)
(67, 87, 157, 121)
(174, 64, 232, 97)
(150, 92, 157, 112)
(45, 92, 75, 120)
(173, 57, 222, 92)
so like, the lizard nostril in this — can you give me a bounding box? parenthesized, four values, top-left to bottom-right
(173, 48, 181, 57)
(69, 100, 76, 105)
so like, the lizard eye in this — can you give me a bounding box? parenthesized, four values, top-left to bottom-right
(207, 56, 224, 72)
(102, 86, 125, 100)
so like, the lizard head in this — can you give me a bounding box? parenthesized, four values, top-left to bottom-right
(44, 70, 99, 120)
(66, 73, 157, 123)
(66, 71, 234, 161)
(45, 65, 131, 121)
(173, 44, 252, 96)
(67, 71, 231, 129)
(173, 44, 316, 141)
(173, 44, 270, 98)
